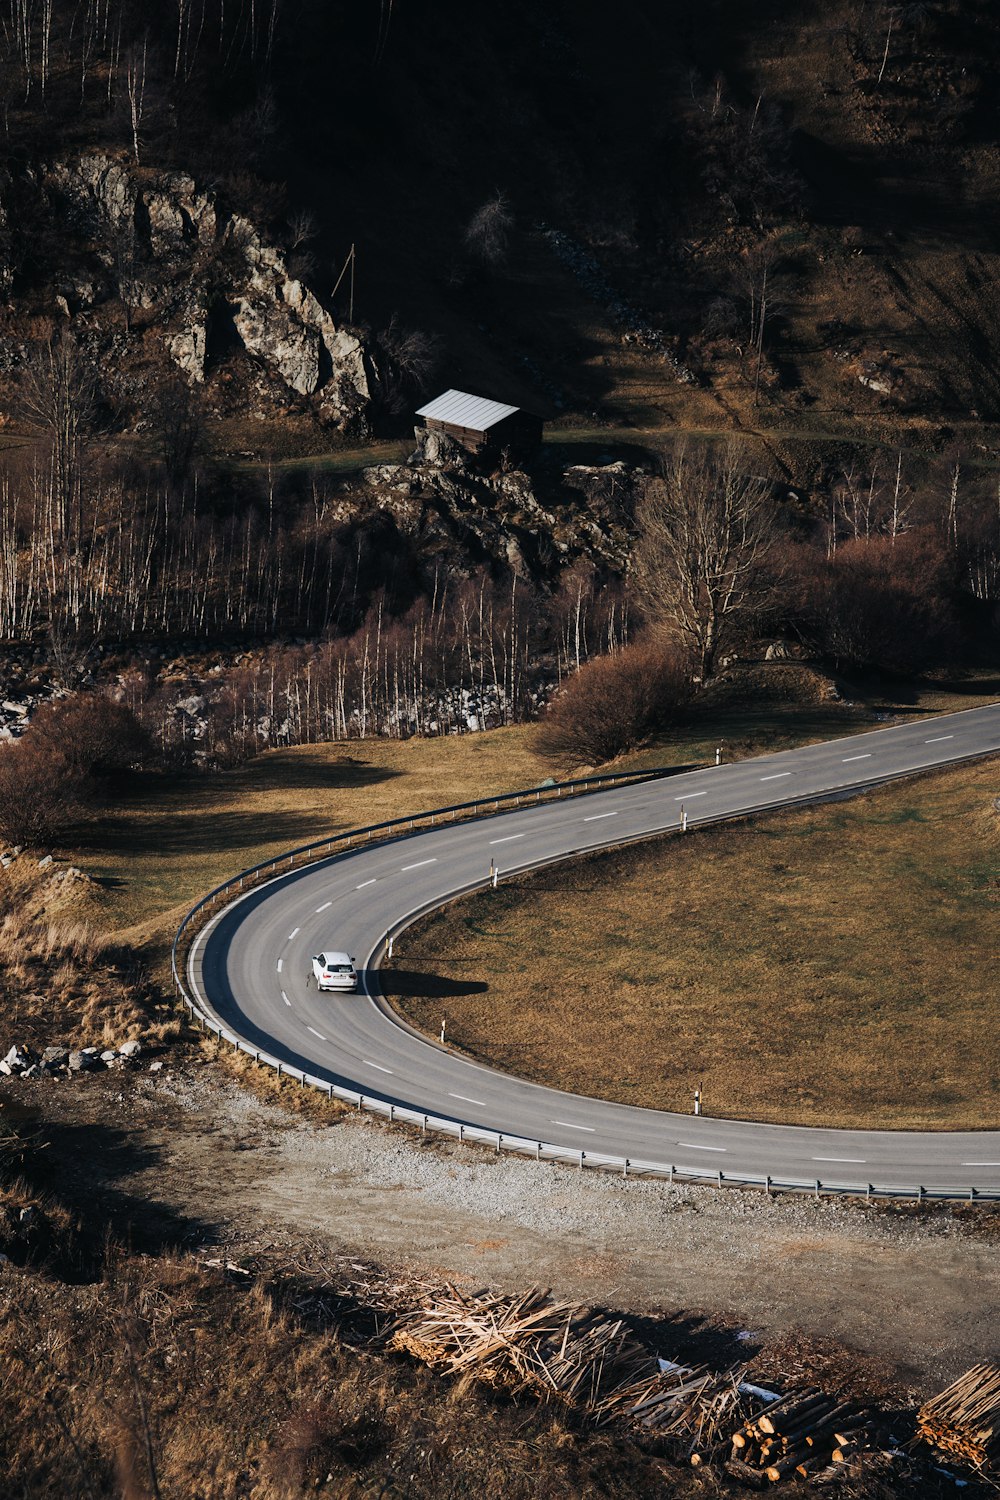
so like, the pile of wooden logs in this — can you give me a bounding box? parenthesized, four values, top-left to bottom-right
(386, 1284, 649, 1404)
(595, 1363, 774, 1466)
(917, 1363, 1000, 1471)
(727, 1388, 876, 1483)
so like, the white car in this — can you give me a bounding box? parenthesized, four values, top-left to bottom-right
(311, 950, 358, 993)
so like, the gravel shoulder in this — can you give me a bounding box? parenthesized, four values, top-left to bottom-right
(7, 1063, 998, 1396)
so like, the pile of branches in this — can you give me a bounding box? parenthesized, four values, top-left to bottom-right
(386, 1284, 648, 1405)
(918, 1363, 1000, 1471)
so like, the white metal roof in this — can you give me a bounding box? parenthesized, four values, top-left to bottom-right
(416, 389, 520, 431)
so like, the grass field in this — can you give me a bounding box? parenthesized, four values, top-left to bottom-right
(385, 756, 1000, 1131)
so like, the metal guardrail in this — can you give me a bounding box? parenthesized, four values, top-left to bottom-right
(172, 761, 1000, 1205)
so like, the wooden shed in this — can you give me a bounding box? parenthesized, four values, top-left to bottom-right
(416, 389, 542, 458)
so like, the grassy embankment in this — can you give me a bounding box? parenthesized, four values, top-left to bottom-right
(386, 754, 1000, 1132)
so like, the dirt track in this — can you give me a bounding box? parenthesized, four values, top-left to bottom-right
(8, 1064, 997, 1396)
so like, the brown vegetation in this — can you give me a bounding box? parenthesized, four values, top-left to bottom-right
(534, 639, 691, 768)
(0, 694, 148, 845)
(0, 854, 170, 1050)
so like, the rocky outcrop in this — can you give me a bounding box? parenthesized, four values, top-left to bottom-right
(40, 153, 373, 430)
(359, 440, 638, 583)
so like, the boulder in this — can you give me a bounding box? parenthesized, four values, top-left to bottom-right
(3, 1045, 34, 1072)
(68, 1050, 99, 1072)
(166, 320, 207, 384)
(41, 1046, 70, 1069)
(234, 297, 322, 395)
(119, 1040, 142, 1058)
(144, 190, 186, 257)
(50, 152, 136, 234)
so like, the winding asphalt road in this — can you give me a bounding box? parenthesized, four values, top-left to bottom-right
(190, 703, 1000, 1194)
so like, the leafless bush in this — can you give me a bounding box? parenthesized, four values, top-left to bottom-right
(534, 640, 691, 769)
(375, 316, 443, 413)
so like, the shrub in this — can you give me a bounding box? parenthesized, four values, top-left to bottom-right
(534, 640, 691, 769)
(25, 693, 150, 779)
(0, 740, 90, 845)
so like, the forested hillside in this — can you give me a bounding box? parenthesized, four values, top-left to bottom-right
(0, 0, 997, 782)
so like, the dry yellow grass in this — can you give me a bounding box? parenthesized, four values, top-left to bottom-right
(387, 758, 1000, 1130)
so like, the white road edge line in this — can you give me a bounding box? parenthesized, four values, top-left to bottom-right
(760, 772, 792, 781)
(676, 791, 707, 800)
(449, 1093, 487, 1107)
(288, 927, 299, 940)
(315, 901, 332, 912)
(583, 811, 618, 821)
(363, 1060, 393, 1074)
(281, 991, 290, 1006)
(677, 1142, 726, 1152)
(356, 879, 377, 889)
(812, 1156, 866, 1163)
(306, 1026, 326, 1041)
(842, 754, 871, 762)
(925, 735, 954, 743)
(551, 1120, 595, 1132)
(489, 834, 524, 844)
(401, 858, 437, 871)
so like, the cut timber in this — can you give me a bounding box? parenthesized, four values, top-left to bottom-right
(918, 1362, 1000, 1472)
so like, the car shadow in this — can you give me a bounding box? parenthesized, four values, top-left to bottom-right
(378, 967, 489, 999)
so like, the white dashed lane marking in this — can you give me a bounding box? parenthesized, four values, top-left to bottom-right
(925, 734, 954, 743)
(583, 811, 617, 822)
(315, 902, 331, 912)
(288, 927, 299, 940)
(281, 991, 290, 1006)
(812, 1156, 866, 1164)
(842, 754, 871, 762)
(401, 859, 437, 871)
(676, 791, 707, 800)
(356, 879, 376, 889)
(760, 772, 792, 781)
(677, 1142, 726, 1152)
(489, 834, 524, 845)
(364, 1060, 394, 1074)
(276, 958, 283, 973)
(551, 1120, 595, 1132)
(449, 1093, 487, 1107)
(306, 1026, 326, 1041)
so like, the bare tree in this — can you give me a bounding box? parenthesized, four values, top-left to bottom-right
(126, 37, 148, 165)
(17, 336, 97, 546)
(463, 192, 514, 268)
(633, 442, 780, 679)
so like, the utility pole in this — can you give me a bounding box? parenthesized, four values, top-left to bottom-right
(331, 242, 357, 323)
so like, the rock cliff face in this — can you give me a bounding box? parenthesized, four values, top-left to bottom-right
(32, 153, 373, 430)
